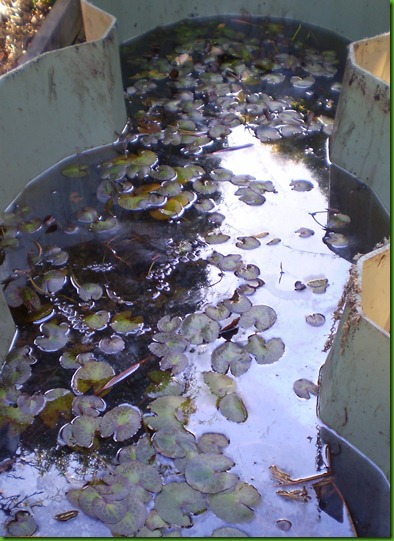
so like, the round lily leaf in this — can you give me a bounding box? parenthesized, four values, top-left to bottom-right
(218, 393, 248, 423)
(99, 334, 125, 354)
(153, 332, 189, 352)
(84, 310, 110, 330)
(35, 320, 69, 352)
(42, 244, 69, 266)
(157, 315, 182, 332)
(293, 378, 319, 399)
(204, 303, 231, 321)
(40, 388, 74, 428)
(211, 342, 251, 376)
(71, 360, 115, 394)
(160, 351, 189, 375)
(114, 460, 162, 495)
(60, 415, 101, 448)
(72, 395, 106, 417)
(154, 482, 207, 528)
(107, 497, 147, 536)
(150, 165, 177, 181)
(100, 404, 142, 442)
(235, 236, 261, 250)
(67, 485, 100, 518)
(210, 168, 233, 182)
(92, 496, 128, 524)
(4, 283, 41, 310)
(37, 269, 68, 294)
(307, 278, 329, 294)
(78, 282, 103, 301)
(118, 192, 167, 211)
(289, 179, 314, 192)
(185, 453, 238, 494)
(111, 311, 144, 334)
(208, 482, 261, 523)
(90, 215, 119, 233)
(152, 427, 197, 458)
(295, 227, 314, 238)
(204, 232, 230, 245)
(145, 396, 191, 431)
(61, 162, 89, 178)
(246, 335, 285, 365)
(5, 511, 38, 537)
(149, 197, 184, 220)
(306, 313, 326, 327)
(223, 293, 252, 314)
(181, 313, 220, 345)
(17, 393, 46, 415)
(234, 264, 260, 280)
(197, 432, 230, 454)
(239, 305, 277, 332)
(174, 164, 205, 183)
(235, 187, 266, 206)
(76, 207, 98, 223)
(193, 179, 219, 195)
(203, 371, 237, 397)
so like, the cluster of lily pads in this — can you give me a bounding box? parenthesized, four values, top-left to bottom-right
(0, 15, 347, 537)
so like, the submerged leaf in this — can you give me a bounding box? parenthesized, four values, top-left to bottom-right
(155, 482, 207, 527)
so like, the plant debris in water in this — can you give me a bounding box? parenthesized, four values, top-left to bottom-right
(0, 13, 363, 537)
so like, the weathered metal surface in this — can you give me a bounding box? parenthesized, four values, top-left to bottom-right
(330, 33, 390, 212)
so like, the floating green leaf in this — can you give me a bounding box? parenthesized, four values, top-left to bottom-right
(218, 393, 248, 423)
(246, 335, 285, 364)
(293, 378, 319, 399)
(208, 481, 261, 522)
(235, 236, 261, 250)
(295, 227, 314, 238)
(152, 427, 197, 458)
(157, 315, 182, 332)
(307, 277, 329, 294)
(17, 393, 46, 415)
(99, 334, 125, 354)
(107, 497, 148, 536)
(5, 511, 38, 537)
(211, 342, 251, 376)
(212, 526, 249, 536)
(145, 396, 191, 431)
(36, 269, 68, 294)
(71, 360, 115, 394)
(77, 282, 103, 301)
(84, 310, 110, 330)
(76, 207, 98, 223)
(197, 432, 230, 454)
(204, 303, 231, 321)
(290, 179, 314, 192)
(72, 395, 106, 417)
(100, 404, 142, 442)
(61, 162, 89, 178)
(115, 460, 162, 494)
(185, 453, 238, 494)
(60, 415, 101, 448)
(155, 482, 207, 527)
(239, 305, 277, 332)
(181, 313, 220, 345)
(203, 371, 237, 397)
(35, 320, 69, 352)
(223, 293, 252, 314)
(306, 313, 326, 327)
(111, 311, 144, 334)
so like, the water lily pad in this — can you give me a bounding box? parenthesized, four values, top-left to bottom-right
(208, 481, 261, 522)
(99, 335, 125, 354)
(40, 388, 74, 428)
(157, 315, 182, 332)
(115, 459, 162, 493)
(185, 453, 238, 494)
(152, 332, 189, 352)
(211, 342, 251, 376)
(306, 313, 326, 327)
(3, 282, 41, 311)
(235, 236, 261, 250)
(118, 192, 167, 211)
(239, 305, 277, 332)
(255, 125, 281, 142)
(90, 215, 119, 233)
(92, 495, 128, 524)
(76, 207, 98, 223)
(160, 351, 189, 375)
(204, 303, 231, 321)
(35, 320, 69, 352)
(42, 244, 69, 266)
(174, 164, 205, 183)
(100, 404, 142, 442)
(108, 497, 148, 536)
(77, 282, 103, 301)
(17, 393, 46, 415)
(72, 395, 106, 417)
(61, 162, 89, 178)
(290, 179, 314, 192)
(293, 378, 319, 399)
(150, 165, 177, 181)
(60, 415, 101, 448)
(154, 482, 207, 527)
(218, 393, 248, 423)
(181, 313, 220, 345)
(203, 371, 237, 397)
(324, 232, 349, 248)
(246, 335, 285, 364)
(111, 311, 144, 334)
(223, 293, 252, 314)
(36, 269, 68, 294)
(84, 310, 110, 330)
(5, 511, 38, 537)
(295, 227, 315, 238)
(234, 264, 260, 280)
(152, 427, 197, 458)
(194, 198, 216, 212)
(266, 237, 281, 245)
(197, 432, 230, 454)
(210, 168, 233, 182)
(71, 360, 115, 394)
(145, 396, 191, 431)
(193, 179, 219, 195)
(235, 187, 266, 206)
(307, 277, 329, 294)
(204, 232, 230, 245)
(294, 280, 306, 291)
(149, 198, 184, 220)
